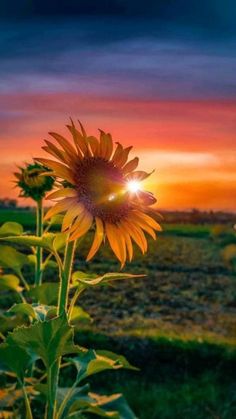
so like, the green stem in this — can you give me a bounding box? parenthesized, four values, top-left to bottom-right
(18, 271, 30, 291)
(35, 199, 43, 286)
(56, 379, 78, 419)
(21, 382, 33, 419)
(58, 240, 76, 316)
(68, 287, 84, 321)
(46, 239, 76, 419)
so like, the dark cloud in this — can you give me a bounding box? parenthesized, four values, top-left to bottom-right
(1, 0, 236, 37)
(0, 19, 235, 100)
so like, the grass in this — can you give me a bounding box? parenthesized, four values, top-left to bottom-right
(1, 208, 236, 418)
(69, 331, 236, 419)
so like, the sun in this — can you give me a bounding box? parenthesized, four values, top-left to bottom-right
(127, 180, 141, 193)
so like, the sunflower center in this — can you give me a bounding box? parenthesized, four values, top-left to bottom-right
(74, 157, 129, 222)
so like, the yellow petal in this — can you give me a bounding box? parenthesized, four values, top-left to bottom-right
(44, 198, 75, 221)
(78, 120, 87, 138)
(105, 223, 126, 266)
(67, 120, 88, 155)
(115, 146, 133, 168)
(133, 210, 162, 231)
(122, 157, 139, 175)
(86, 217, 104, 261)
(62, 203, 85, 231)
(49, 132, 77, 158)
(126, 170, 154, 181)
(87, 135, 100, 156)
(69, 211, 93, 241)
(137, 222, 156, 240)
(132, 225, 148, 252)
(118, 224, 133, 261)
(46, 188, 77, 201)
(130, 213, 156, 240)
(112, 142, 124, 165)
(120, 220, 146, 254)
(99, 131, 113, 160)
(43, 140, 69, 163)
(35, 158, 75, 184)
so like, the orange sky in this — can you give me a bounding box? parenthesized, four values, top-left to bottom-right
(1, 93, 236, 211)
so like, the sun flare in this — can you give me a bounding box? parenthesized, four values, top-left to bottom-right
(127, 180, 141, 193)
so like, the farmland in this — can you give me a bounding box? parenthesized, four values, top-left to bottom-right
(0, 208, 236, 418)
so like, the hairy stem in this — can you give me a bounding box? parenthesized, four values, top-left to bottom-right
(18, 271, 30, 291)
(46, 239, 76, 419)
(58, 240, 76, 316)
(35, 198, 43, 286)
(68, 287, 84, 321)
(21, 382, 33, 419)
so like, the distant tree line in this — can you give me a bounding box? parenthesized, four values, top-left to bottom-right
(162, 209, 236, 224)
(0, 198, 18, 209)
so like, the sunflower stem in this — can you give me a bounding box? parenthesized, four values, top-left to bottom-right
(46, 238, 76, 419)
(20, 381, 33, 419)
(35, 198, 43, 286)
(68, 287, 84, 321)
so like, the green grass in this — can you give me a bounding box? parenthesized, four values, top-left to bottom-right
(68, 331, 236, 419)
(1, 208, 236, 418)
(0, 208, 36, 228)
(0, 209, 221, 235)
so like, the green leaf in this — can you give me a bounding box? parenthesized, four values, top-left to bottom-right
(0, 233, 56, 251)
(9, 303, 57, 321)
(0, 310, 24, 334)
(0, 246, 28, 275)
(0, 274, 23, 292)
(42, 259, 58, 270)
(91, 393, 137, 419)
(52, 232, 68, 252)
(0, 342, 34, 381)
(70, 306, 91, 326)
(74, 402, 119, 418)
(72, 271, 97, 281)
(8, 303, 37, 319)
(5, 314, 84, 368)
(67, 349, 135, 384)
(72, 272, 144, 288)
(0, 222, 24, 237)
(28, 282, 59, 305)
(48, 214, 64, 225)
(27, 254, 37, 266)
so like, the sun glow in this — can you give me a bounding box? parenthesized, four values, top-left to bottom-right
(127, 180, 141, 193)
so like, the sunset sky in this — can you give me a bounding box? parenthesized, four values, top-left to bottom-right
(1, 1, 236, 210)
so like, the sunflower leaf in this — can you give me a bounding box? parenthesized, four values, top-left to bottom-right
(4, 314, 84, 368)
(0, 274, 23, 292)
(27, 282, 59, 305)
(0, 222, 24, 237)
(0, 341, 34, 381)
(70, 306, 92, 327)
(0, 246, 28, 275)
(8, 303, 37, 320)
(90, 392, 137, 419)
(0, 233, 56, 252)
(72, 272, 145, 288)
(67, 349, 136, 384)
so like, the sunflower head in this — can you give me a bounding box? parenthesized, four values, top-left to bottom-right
(36, 120, 161, 266)
(14, 163, 55, 202)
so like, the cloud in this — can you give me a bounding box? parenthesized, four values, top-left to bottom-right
(0, 21, 236, 101)
(1, 0, 236, 38)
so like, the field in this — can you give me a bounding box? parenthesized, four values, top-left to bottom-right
(0, 208, 236, 418)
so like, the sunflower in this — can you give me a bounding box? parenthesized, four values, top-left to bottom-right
(14, 163, 54, 202)
(36, 120, 161, 266)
